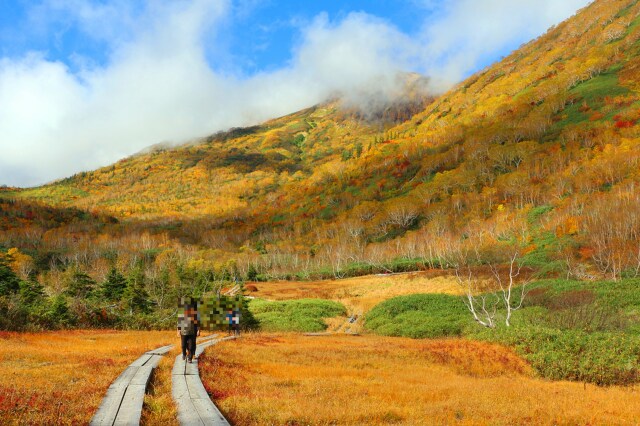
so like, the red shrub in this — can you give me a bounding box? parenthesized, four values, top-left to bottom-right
(615, 120, 635, 128)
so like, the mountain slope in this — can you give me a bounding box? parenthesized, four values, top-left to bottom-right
(15, 77, 432, 219)
(7, 0, 640, 280)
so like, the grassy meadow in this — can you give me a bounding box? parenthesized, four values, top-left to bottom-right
(199, 333, 640, 425)
(0, 272, 639, 425)
(363, 278, 640, 385)
(0, 330, 176, 425)
(247, 271, 463, 333)
(248, 272, 640, 386)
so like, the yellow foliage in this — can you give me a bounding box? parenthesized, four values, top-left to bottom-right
(556, 216, 580, 237)
(6, 247, 33, 279)
(200, 333, 640, 425)
(0, 330, 175, 425)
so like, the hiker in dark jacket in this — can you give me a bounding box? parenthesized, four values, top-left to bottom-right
(177, 304, 200, 363)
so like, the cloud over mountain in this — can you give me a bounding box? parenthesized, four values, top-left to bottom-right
(0, 0, 590, 187)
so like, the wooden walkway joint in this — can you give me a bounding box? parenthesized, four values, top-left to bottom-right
(90, 344, 174, 426)
(172, 336, 237, 426)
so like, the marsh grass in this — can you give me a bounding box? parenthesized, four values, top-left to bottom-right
(200, 333, 640, 425)
(0, 330, 173, 425)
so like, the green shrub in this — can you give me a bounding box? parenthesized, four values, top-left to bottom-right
(248, 299, 346, 332)
(470, 326, 640, 385)
(527, 205, 554, 225)
(365, 294, 469, 338)
(365, 279, 640, 385)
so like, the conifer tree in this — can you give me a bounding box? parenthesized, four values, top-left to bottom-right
(101, 267, 127, 301)
(246, 264, 258, 281)
(123, 264, 150, 314)
(0, 254, 20, 297)
(65, 269, 96, 299)
(19, 279, 45, 305)
(47, 294, 74, 328)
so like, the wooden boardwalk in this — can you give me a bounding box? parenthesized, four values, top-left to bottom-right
(172, 335, 237, 426)
(90, 344, 173, 426)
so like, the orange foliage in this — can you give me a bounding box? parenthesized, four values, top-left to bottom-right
(556, 216, 580, 237)
(5, 0, 640, 283)
(200, 333, 640, 425)
(0, 330, 174, 425)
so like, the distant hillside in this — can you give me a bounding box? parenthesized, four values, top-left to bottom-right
(6, 0, 640, 282)
(13, 101, 391, 218)
(12, 73, 432, 218)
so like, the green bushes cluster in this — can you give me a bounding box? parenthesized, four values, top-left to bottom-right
(0, 251, 154, 330)
(248, 299, 346, 332)
(471, 326, 640, 385)
(364, 279, 640, 386)
(365, 294, 468, 338)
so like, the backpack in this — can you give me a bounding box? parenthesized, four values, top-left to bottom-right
(179, 318, 196, 335)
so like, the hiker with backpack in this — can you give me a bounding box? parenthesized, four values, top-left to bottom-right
(177, 302, 200, 363)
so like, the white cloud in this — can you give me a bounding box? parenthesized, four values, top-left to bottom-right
(417, 0, 592, 86)
(0, 0, 591, 187)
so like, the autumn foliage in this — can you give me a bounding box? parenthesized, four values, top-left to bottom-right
(2, 0, 640, 324)
(199, 333, 640, 425)
(0, 330, 173, 425)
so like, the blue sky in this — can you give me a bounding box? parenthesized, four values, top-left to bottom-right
(0, 0, 592, 187)
(1, 1, 432, 74)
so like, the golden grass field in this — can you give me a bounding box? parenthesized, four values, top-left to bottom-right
(250, 271, 464, 333)
(250, 271, 461, 303)
(199, 332, 640, 426)
(0, 329, 178, 425)
(1, 272, 638, 425)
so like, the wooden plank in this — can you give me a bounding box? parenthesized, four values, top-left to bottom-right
(89, 385, 127, 426)
(192, 398, 230, 426)
(129, 365, 153, 387)
(194, 345, 206, 358)
(113, 384, 146, 426)
(172, 374, 190, 401)
(147, 344, 173, 355)
(172, 354, 186, 376)
(186, 374, 210, 400)
(92, 343, 174, 425)
(195, 340, 217, 357)
(173, 336, 238, 426)
(109, 366, 139, 390)
(175, 397, 205, 426)
(185, 359, 199, 375)
(200, 334, 218, 342)
(129, 353, 152, 367)
(174, 373, 206, 425)
(146, 354, 164, 369)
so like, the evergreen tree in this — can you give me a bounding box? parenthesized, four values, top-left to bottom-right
(47, 294, 74, 328)
(101, 267, 127, 301)
(0, 254, 20, 297)
(19, 279, 45, 305)
(123, 265, 150, 314)
(221, 267, 231, 281)
(65, 269, 96, 299)
(246, 264, 258, 281)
